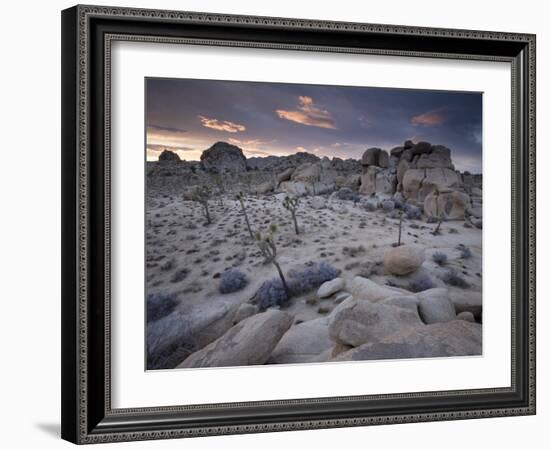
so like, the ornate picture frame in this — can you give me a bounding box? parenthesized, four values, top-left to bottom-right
(61, 5, 536, 444)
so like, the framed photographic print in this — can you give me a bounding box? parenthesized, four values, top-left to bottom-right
(61, 5, 536, 444)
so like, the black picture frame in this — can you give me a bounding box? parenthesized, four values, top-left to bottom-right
(61, 4, 536, 444)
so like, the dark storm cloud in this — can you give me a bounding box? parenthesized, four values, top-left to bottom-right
(146, 78, 482, 172)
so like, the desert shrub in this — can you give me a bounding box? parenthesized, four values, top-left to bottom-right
(342, 245, 366, 258)
(393, 198, 404, 209)
(159, 258, 175, 271)
(255, 262, 340, 310)
(363, 199, 377, 212)
(146, 292, 178, 324)
(335, 187, 360, 202)
(255, 278, 289, 310)
(170, 268, 189, 283)
(432, 252, 448, 265)
(408, 273, 436, 293)
(457, 244, 472, 259)
(440, 268, 470, 288)
(219, 269, 248, 294)
(287, 262, 340, 295)
(404, 204, 422, 220)
(382, 200, 395, 212)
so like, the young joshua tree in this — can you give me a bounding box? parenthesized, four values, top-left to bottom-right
(236, 191, 254, 239)
(190, 185, 212, 225)
(304, 175, 318, 196)
(282, 195, 300, 235)
(255, 224, 290, 298)
(396, 210, 404, 246)
(212, 173, 225, 208)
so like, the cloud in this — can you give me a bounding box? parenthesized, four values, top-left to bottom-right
(243, 149, 272, 157)
(198, 115, 246, 133)
(147, 144, 195, 152)
(228, 138, 272, 147)
(276, 96, 336, 129)
(147, 124, 187, 134)
(410, 108, 447, 126)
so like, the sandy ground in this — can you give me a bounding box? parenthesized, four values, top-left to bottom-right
(146, 192, 482, 326)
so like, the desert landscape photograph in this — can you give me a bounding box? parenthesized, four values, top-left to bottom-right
(145, 78, 483, 371)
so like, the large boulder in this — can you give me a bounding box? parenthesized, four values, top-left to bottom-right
(279, 180, 308, 196)
(317, 277, 344, 298)
(379, 295, 420, 313)
(291, 162, 321, 182)
(178, 310, 293, 368)
(158, 149, 181, 162)
(200, 142, 247, 173)
(424, 190, 471, 220)
(402, 168, 460, 201)
(277, 167, 295, 184)
(449, 290, 482, 320)
(383, 245, 425, 275)
(328, 299, 423, 347)
(359, 166, 396, 196)
(390, 146, 405, 158)
(362, 147, 381, 166)
(378, 150, 390, 168)
(396, 159, 411, 185)
(147, 300, 239, 369)
(415, 145, 453, 169)
(269, 317, 333, 364)
(411, 141, 433, 155)
(359, 165, 380, 195)
(417, 288, 457, 324)
(335, 173, 361, 189)
(332, 320, 482, 361)
(375, 168, 397, 195)
(349, 276, 411, 302)
(255, 181, 275, 195)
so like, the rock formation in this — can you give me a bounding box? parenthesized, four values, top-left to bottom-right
(200, 141, 248, 173)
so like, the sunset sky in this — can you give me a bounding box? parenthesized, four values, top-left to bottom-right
(146, 78, 482, 173)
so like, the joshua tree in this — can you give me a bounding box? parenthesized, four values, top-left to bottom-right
(212, 173, 225, 207)
(236, 191, 254, 239)
(282, 195, 300, 234)
(394, 210, 404, 246)
(432, 217, 444, 235)
(255, 224, 290, 298)
(304, 175, 318, 196)
(190, 185, 212, 224)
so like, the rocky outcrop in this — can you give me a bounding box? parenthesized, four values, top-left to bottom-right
(402, 167, 460, 201)
(178, 310, 293, 368)
(424, 190, 471, 220)
(332, 320, 482, 361)
(357, 140, 475, 209)
(147, 299, 239, 369)
(269, 317, 333, 364)
(349, 276, 410, 302)
(200, 141, 247, 173)
(417, 288, 457, 324)
(328, 299, 424, 347)
(158, 149, 181, 162)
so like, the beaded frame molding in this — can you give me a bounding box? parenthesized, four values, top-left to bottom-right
(61, 4, 536, 444)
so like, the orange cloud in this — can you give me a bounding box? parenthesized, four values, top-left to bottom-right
(276, 96, 336, 129)
(198, 115, 246, 133)
(228, 137, 271, 147)
(410, 108, 447, 126)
